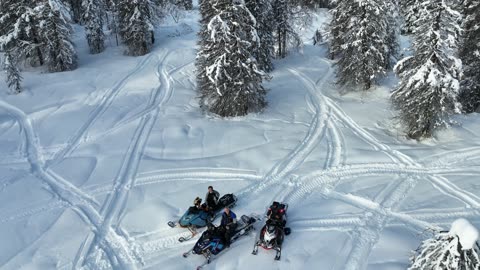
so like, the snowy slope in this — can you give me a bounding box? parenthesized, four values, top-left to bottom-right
(1, 7, 480, 270)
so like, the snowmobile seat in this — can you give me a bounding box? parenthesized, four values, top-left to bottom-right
(211, 193, 237, 212)
(241, 215, 256, 225)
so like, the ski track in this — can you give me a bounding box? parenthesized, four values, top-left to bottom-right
(0, 100, 138, 269)
(235, 66, 333, 201)
(0, 168, 262, 224)
(341, 174, 418, 270)
(84, 56, 193, 144)
(275, 58, 480, 270)
(45, 53, 159, 168)
(74, 50, 174, 269)
(0, 201, 68, 224)
(277, 66, 343, 203)
(406, 208, 480, 223)
(2, 45, 480, 270)
(325, 90, 480, 207)
(421, 146, 480, 166)
(0, 170, 28, 193)
(289, 216, 364, 228)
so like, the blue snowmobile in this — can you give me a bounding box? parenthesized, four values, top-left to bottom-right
(182, 215, 258, 269)
(167, 194, 237, 242)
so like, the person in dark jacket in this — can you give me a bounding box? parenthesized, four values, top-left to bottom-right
(220, 207, 237, 248)
(204, 186, 220, 210)
(188, 197, 203, 214)
(266, 202, 286, 226)
(204, 223, 221, 240)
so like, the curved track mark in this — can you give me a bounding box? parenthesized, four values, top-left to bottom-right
(0, 100, 137, 269)
(236, 66, 332, 200)
(46, 54, 158, 168)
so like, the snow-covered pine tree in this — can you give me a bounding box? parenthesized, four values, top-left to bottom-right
(176, 0, 193, 10)
(0, 2, 45, 67)
(459, 0, 480, 113)
(3, 53, 23, 94)
(246, 0, 275, 71)
(62, 0, 83, 23)
(196, 0, 216, 94)
(391, 0, 462, 139)
(37, 0, 78, 72)
(401, 0, 421, 34)
(0, 0, 24, 37)
(330, 0, 393, 90)
(298, 0, 331, 9)
(409, 219, 480, 270)
(197, 0, 214, 47)
(117, 0, 157, 56)
(328, 0, 348, 59)
(273, 0, 291, 58)
(82, 0, 106, 54)
(385, 0, 400, 68)
(197, 0, 267, 117)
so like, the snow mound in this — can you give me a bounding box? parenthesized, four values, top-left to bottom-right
(449, 218, 479, 250)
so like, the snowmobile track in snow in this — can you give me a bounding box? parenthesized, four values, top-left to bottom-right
(272, 58, 480, 270)
(0, 100, 138, 269)
(45, 53, 160, 168)
(3, 42, 480, 270)
(74, 50, 175, 269)
(235, 66, 333, 202)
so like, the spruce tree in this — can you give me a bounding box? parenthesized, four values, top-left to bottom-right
(196, 0, 216, 95)
(0, 2, 45, 67)
(401, 0, 421, 34)
(0, 0, 26, 37)
(385, 1, 400, 68)
(328, 0, 348, 59)
(37, 0, 78, 72)
(3, 53, 23, 94)
(197, 0, 215, 45)
(409, 220, 480, 270)
(62, 0, 84, 23)
(459, 0, 480, 113)
(391, 0, 462, 139)
(82, 0, 106, 54)
(197, 0, 267, 117)
(246, 0, 275, 72)
(330, 0, 394, 90)
(272, 0, 298, 58)
(117, 0, 157, 56)
(176, 0, 193, 10)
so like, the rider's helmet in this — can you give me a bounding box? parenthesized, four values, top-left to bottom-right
(194, 197, 202, 206)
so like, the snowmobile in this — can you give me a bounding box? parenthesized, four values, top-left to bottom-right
(251, 201, 291, 260)
(183, 215, 258, 269)
(167, 193, 237, 242)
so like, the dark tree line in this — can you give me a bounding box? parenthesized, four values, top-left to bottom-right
(459, 0, 480, 113)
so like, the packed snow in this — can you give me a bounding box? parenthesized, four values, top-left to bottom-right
(1, 6, 480, 270)
(450, 218, 479, 250)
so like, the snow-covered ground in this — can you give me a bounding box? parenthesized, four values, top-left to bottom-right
(1, 7, 480, 270)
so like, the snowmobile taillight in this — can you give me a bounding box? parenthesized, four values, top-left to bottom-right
(260, 245, 274, 250)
